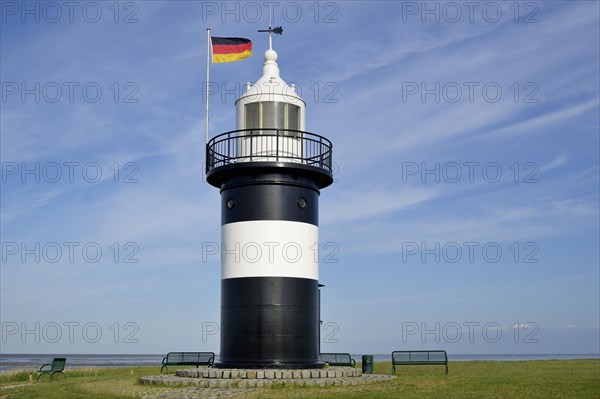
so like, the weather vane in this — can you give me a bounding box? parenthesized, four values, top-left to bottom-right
(257, 26, 283, 35)
(257, 3, 283, 50)
(257, 26, 283, 50)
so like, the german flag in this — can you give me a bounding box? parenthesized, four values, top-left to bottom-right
(211, 37, 252, 63)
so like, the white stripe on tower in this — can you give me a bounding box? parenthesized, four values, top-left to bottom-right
(221, 220, 318, 280)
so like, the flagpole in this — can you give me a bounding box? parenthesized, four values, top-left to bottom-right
(206, 28, 211, 146)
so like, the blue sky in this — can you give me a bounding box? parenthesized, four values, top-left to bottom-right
(1, 1, 598, 355)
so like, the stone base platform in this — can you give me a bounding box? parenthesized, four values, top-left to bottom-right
(140, 367, 395, 388)
(179, 367, 362, 379)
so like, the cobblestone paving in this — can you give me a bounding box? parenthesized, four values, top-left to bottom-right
(142, 387, 256, 399)
(141, 374, 394, 387)
(139, 367, 395, 398)
(140, 373, 395, 392)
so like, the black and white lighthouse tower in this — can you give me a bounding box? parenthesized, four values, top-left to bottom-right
(205, 33, 333, 369)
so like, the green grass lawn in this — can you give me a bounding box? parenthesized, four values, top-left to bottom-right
(0, 360, 598, 399)
(0, 367, 170, 399)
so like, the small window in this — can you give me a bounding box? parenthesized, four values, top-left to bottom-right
(262, 102, 285, 129)
(245, 103, 259, 129)
(288, 105, 299, 131)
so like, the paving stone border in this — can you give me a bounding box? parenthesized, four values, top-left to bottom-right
(176, 367, 362, 379)
(140, 368, 396, 389)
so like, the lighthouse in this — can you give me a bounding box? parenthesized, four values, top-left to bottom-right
(205, 34, 333, 369)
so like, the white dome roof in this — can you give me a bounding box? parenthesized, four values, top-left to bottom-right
(235, 48, 305, 106)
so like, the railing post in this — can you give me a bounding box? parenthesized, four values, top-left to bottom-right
(301, 130, 304, 164)
(227, 133, 231, 166)
(319, 136, 323, 168)
(276, 129, 279, 162)
(250, 129, 253, 161)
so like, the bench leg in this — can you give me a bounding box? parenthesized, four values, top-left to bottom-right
(160, 365, 167, 374)
(445, 364, 448, 375)
(50, 371, 66, 379)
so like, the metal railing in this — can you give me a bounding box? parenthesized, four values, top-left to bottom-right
(206, 129, 333, 174)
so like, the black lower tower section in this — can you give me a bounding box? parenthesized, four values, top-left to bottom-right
(220, 277, 320, 368)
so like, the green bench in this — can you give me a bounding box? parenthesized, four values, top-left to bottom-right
(37, 357, 66, 380)
(392, 350, 448, 374)
(161, 352, 215, 373)
(320, 353, 356, 367)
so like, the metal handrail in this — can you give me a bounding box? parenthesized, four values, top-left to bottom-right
(206, 128, 333, 174)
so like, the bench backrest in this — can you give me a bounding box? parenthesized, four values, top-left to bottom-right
(392, 350, 447, 363)
(320, 353, 352, 364)
(51, 358, 66, 371)
(166, 352, 214, 363)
